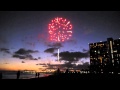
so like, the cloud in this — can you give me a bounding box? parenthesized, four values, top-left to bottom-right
(0, 48, 10, 54)
(46, 64, 61, 69)
(15, 48, 39, 55)
(13, 54, 26, 59)
(83, 62, 89, 65)
(75, 62, 90, 70)
(82, 49, 90, 54)
(25, 54, 34, 60)
(42, 65, 48, 67)
(13, 54, 38, 60)
(35, 61, 89, 70)
(36, 63, 48, 67)
(13, 48, 39, 60)
(46, 62, 90, 70)
(53, 51, 89, 62)
(38, 57, 41, 59)
(44, 47, 57, 53)
(62, 62, 74, 69)
(21, 61, 25, 63)
(36, 63, 48, 65)
(34, 58, 38, 60)
(4, 63, 9, 64)
(82, 49, 88, 52)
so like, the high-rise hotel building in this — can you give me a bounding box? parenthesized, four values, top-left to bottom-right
(89, 38, 120, 74)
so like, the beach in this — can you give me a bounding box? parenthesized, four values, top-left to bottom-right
(1, 71, 52, 79)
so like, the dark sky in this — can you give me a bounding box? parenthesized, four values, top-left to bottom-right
(0, 11, 120, 71)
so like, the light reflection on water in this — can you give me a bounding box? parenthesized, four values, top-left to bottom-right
(2, 72, 52, 79)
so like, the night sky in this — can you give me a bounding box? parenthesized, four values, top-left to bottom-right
(0, 11, 120, 72)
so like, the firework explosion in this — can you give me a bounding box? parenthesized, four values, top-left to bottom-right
(48, 17, 73, 42)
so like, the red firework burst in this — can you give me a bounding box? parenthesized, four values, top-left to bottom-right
(48, 17, 73, 42)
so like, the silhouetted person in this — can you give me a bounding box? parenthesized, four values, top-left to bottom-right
(17, 70, 20, 79)
(65, 69, 69, 74)
(74, 70, 77, 74)
(56, 68, 60, 75)
(35, 72, 38, 78)
(38, 72, 40, 78)
(0, 72, 2, 79)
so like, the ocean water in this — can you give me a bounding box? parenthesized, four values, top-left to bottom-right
(1, 72, 51, 79)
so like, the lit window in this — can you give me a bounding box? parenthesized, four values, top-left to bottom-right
(114, 50, 117, 53)
(98, 51, 100, 54)
(117, 61, 119, 64)
(112, 60, 114, 63)
(90, 58, 93, 59)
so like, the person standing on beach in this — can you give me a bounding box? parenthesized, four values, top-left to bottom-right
(38, 72, 40, 78)
(17, 70, 20, 79)
(0, 72, 2, 79)
(35, 72, 38, 78)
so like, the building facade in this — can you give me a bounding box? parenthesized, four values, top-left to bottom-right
(89, 38, 120, 74)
